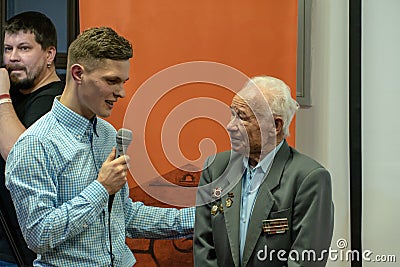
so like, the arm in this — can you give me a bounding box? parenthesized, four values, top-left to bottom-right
(193, 157, 219, 267)
(124, 185, 195, 239)
(5, 136, 109, 254)
(288, 168, 334, 267)
(0, 68, 25, 159)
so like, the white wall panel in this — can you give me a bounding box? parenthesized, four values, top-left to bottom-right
(362, 0, 400, 265)
(296, 0, 350, 266)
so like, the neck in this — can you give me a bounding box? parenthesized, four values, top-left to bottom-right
(20, 68, 60, 95)
(248, 138, 285, 167)
(248, 156, 259, 167)
(60, 83, 95, 120)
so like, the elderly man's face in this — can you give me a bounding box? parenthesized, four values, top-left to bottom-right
(227, 91, 277, 157)
(227, 95, 262, 155)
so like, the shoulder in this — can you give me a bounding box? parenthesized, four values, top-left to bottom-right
(205, 150, 237, 167)
(289, 147, 327, 171)
(35, 81, 65, 97)
(12, 114, 61, 155)
(212, 150, 233, 162)
(23, 81, 64, 112)
(201, 150, 242, 178)
(96, 117, 117, 135)
(285, 146, 331, 185)
(8, 115, 57, 165)
(22, 112, 58, 139)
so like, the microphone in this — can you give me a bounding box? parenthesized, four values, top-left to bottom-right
(108, 128, 133, 212)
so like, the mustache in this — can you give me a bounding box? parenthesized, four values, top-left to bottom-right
(5, 64, 26, 73)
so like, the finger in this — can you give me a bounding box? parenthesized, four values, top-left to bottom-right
(106, 147, 116, 162)
(115, 155, 130, 165)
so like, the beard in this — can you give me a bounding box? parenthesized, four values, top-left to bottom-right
(10, 76, 36, 91)
(7, 66, 37, 91)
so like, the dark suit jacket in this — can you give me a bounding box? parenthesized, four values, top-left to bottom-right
(194, 140, 334, 267)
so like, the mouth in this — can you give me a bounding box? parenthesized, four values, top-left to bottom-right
(7, 66, 25, 74)
(230, 136, 242, 143)
(105, 100, 116, 109)
(10, 70, 25, 75)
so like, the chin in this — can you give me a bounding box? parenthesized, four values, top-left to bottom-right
(105, 110, 114, 117)
(98, 113, 111, 118)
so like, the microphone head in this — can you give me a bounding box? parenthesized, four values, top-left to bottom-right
(116, 128, 133, 146)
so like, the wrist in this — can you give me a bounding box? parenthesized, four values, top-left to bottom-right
(0, 94, 11, 100)
(0, 94, 11, 105)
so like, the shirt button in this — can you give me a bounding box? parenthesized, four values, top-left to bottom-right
(83, 223, 88, 228)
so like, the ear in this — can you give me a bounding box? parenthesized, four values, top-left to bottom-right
(274, 117, 284, 136)
(46, 46, 57, 64)
(71, 64, 84, 84)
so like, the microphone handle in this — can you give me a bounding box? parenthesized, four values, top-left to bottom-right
(109, 142, 130, 212)
(108, 147, 123, 212)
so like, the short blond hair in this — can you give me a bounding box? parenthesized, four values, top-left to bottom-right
(67, 27, 133, 71)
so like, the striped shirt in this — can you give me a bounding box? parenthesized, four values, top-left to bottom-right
(6, 97, 194, 267)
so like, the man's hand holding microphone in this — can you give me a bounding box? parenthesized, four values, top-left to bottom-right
(97, 129, 133, 211)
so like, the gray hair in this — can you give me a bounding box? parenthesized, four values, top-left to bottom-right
(241, 76, 299, 137)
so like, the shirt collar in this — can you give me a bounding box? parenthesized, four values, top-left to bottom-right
(242, 140, 285, 173)
(52, 96, 99, 140)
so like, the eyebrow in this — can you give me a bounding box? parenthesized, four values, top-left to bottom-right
(106, 76, 129, 82)
(4, 42, 33, 46)
(230, 106, 247, 113)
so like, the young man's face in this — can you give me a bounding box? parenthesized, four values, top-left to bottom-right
(3, 30, 49, 91)
(75, 59, 130, 119)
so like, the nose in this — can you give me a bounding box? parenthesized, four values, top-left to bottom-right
(7, 48, 20, 62)
(227, 116, 239, 132)
(114, 85, 126, 99)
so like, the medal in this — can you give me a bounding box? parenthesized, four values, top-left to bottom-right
(212, 187, 222, 199)
(225, 198, 233, 208)
(218, 204, 224, 214)
(211, 205, 218, 215)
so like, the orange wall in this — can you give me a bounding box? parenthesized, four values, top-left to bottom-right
(80, 0, 298, 181)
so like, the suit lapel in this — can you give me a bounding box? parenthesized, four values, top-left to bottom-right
(219, 153, 244, 267)
(222, 180, 242, 267)
(241, 141, 291, 267)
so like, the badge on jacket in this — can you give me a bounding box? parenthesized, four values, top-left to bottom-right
(211, 205, 218, 215)
(212, 187, 222, 199)
(262, 218, 289, 234)
(225, 198, 233, 208)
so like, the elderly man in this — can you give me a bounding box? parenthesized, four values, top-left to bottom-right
(194, 76, 334, 267)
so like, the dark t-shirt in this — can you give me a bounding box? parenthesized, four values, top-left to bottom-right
(0, 81, 64, 265)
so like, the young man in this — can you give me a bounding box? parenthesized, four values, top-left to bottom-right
(6, 27, 194, 267)
(194, 76, 334, 267)
(0, 11, 64, 266)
